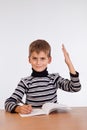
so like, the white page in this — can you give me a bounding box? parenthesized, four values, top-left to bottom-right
(19, 108, 46, 117)
(42, 103, 71, 114)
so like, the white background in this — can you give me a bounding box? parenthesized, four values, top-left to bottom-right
(0, 0, 87, 109)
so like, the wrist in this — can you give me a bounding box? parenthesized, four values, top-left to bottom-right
(14, 105, 21, 113)
(67, 62, 76, 74)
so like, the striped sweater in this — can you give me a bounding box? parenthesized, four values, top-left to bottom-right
(5, 71, 81, 112)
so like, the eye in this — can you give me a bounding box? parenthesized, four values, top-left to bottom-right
(41, 57, 45, 60)
(32, 57, 37, 60)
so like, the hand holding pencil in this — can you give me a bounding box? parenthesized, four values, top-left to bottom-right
(15, 104, 32, 114)
(15, 99, 32, 114)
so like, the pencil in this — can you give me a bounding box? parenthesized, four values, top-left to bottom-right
(17, 99, 25, 105)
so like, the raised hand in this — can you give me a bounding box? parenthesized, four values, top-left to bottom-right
(62, 44, 71, 65)
(62, 44, 76, 74)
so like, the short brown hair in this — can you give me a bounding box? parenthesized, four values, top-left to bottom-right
(29, 39, 51, 57)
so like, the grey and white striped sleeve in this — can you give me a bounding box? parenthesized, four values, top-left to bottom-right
(4, 80, 28, 113)
(57, 71, 81, 92)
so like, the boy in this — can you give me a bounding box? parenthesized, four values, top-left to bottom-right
(5, 39, 81, 114)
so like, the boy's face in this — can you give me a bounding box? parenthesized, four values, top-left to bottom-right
(29, 51, 52, 72)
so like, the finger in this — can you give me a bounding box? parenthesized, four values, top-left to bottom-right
(27, 105, 32, 112)
(20, 105, 32, 114)
(24, 105, 32, 112)
(62, 44, 67, 52)
(21, 108, 31, 114)
(62, 45, 69, 56)
(62, 44, 64, 49)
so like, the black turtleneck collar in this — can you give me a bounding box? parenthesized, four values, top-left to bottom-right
(31, 68, 48, 77)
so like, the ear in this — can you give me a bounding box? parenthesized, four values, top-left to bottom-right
(48, 56, 52, 64)
(28, 56, 31, 63)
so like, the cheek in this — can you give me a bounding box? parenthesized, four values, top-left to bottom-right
(29, 58, 34, 64)
(44, 62, 49, 66)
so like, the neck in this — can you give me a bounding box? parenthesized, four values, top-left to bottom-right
(31, 68, 48, 77)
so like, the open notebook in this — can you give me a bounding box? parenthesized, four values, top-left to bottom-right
(19, 102, 71, 117)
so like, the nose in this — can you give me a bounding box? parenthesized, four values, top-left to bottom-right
(37, 59, 41, 65)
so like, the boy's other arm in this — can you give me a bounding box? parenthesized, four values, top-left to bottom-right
(62, 44, 76, 75)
